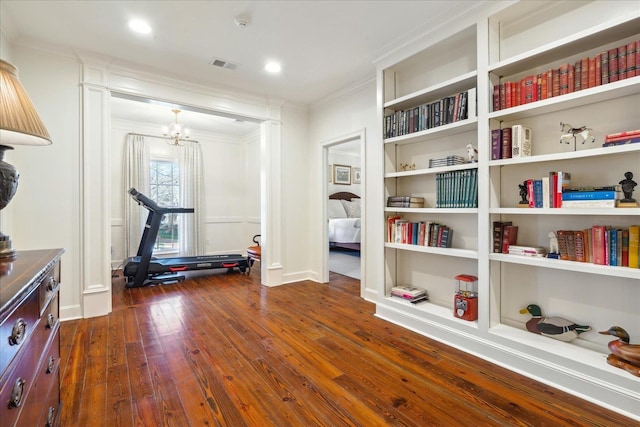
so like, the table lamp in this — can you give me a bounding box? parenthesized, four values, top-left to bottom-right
(0, 59, 52, 259)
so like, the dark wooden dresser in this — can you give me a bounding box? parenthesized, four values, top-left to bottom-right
(0, 249, 64, 427)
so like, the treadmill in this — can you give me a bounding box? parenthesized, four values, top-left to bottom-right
(123, 187, 249, 287)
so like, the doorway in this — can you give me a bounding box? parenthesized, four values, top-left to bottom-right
(322, 130, 365, 294)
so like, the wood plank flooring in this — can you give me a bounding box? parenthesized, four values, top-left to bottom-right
(59, 270, 638, 426)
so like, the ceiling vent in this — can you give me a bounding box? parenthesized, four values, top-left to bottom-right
(210, 58, 237, 71)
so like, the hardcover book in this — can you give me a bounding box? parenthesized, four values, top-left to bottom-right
(511, 125, 532, 158)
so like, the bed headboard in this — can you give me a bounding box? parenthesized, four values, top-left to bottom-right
(329, 192, 360, 200)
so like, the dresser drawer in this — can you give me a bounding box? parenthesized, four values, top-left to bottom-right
(0, 288, 39, 377)
(39, 261, 60, 316)
(15, 327, 60, 427)
(0, 317, 47, 427)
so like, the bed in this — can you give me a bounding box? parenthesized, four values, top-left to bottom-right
(328, 192, 361, 252)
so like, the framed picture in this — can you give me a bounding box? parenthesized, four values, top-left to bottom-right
(352, 167, 361, 184)
(333, 164, 351, 185)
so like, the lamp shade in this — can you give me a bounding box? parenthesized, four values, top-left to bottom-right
(0, 59, 52, 146)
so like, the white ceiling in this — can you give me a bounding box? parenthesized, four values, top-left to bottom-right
(1, 0, 486, 135)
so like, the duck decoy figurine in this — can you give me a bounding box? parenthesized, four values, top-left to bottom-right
(519, 304, 591, 342)
(599, 326, 640, 377)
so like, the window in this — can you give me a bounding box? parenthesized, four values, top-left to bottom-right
(150, 160, 180, 253)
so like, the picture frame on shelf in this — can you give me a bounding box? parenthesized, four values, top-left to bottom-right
(333, 164, 351, 185)
(353, 167, 361, 184)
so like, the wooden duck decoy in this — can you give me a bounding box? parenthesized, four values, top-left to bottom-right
(599, 326, 640, 377)
(519, 304, 591, 342)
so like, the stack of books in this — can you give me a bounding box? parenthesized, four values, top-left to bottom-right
(562, 185, 621, 208)
(390, 286, 429, 304)
(603, 129, 640, 147)
(387, 196, 425, 208)
(508, 245, 548, 257)
(429, 155, 465, 168)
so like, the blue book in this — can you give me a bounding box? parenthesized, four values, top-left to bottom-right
(610, 229, 618, 266)
(562, 191, 617, 200)
(533, 179, 543, 208)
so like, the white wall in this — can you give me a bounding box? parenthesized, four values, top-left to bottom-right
(328, 151, 361, 196)
(8, 47, 83, 319)
(309, 81, 383, 300)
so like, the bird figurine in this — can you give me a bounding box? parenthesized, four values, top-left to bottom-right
(519, 304, 591, 342)
(599, 326, 640, 377)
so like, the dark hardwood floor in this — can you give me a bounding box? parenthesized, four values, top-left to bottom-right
(59, 270, 638, 426)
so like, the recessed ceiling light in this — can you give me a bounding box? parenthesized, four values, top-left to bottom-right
(265, 61, 282, 74)
(128, 19, 152, 35)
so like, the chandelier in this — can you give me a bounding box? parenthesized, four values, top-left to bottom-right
(162, 108, 190, 146)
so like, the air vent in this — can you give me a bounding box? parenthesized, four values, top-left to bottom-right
(210, 58, 237, 70)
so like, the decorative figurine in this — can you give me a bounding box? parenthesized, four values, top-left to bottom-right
(618, 171, 638, 207)
(547, 231, 559, 259)
(519, 304, 591, 342)
(518, 181, 529, 207)
(559, 122, 595, 151)
(599, 326, 640, 377)
(465, 144, 478, 163)
(399, 162, 416, 171)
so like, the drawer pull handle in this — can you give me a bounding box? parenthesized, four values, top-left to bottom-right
(9, 318, 27, 345)
(8, 378, 25, 409)
(46, 313, 57, 330)
(46, 276, 57, 292)
(46, 406, 56, 427)
(46, 356, 56, 374)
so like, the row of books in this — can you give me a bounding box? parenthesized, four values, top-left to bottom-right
(555, 225, 640, 268)
(383, 88, 475, 139)
(521, 172, 571, 208)
(435, 168, 478, 208)
(387, 196, 425, 208)
(386, 216, 454, 248)
(602, 129, 640, 147)
(390, 286, 429, 304)
(493, 40, 639, 112)
(491, 125, 532, 160)
(428, 155, 465, 168)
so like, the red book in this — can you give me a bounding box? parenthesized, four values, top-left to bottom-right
(592, 226, 607, 265)
(505, 82, 512, 109)
(501, 127, 512, 160)
(636, 40, 640, 78)
(588, 57, 596, 88)
(574, 230, 586, 262)
(608, 48, 619, 82)
(595, 53, 602, 86)
(527, 179, 535, 208)
(549, 172, 558, 208)
(601, 50, 609, 84)
(626, 41, 637, 78)
(605, 129, 640, 141)
(499, 83, 506, 110)
(618, 43, 627, 80)
(493, 84, 500, 112)
(514, 82, 521, 106)
(546, 69, 554, 98)
(502, 225, 519, 254)
(540, 71, 548, 99)
(491, 129, 502, 160)
(524, 75, 537, 103)
(574, 59, 582, 91)
(519, 78, 526, 105)
(559, 64, 571, 94)
(580, 57, 589, 90)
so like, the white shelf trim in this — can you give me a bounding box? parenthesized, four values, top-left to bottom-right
(384, 71, 477, 110)
(385, 242, 478, 259)
(489, 207, 640, 216)
(386, 162, 478, 178)
(384, 117, 478, 146)
(489, 143, 640, 167)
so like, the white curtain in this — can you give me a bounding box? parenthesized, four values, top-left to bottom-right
(179, 140, 205, 256)
(123, 134, 150, 258)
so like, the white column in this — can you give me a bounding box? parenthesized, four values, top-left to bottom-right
(79, 64, 112, 317)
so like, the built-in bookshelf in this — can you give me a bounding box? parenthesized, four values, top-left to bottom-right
(376, 0, 640, 421)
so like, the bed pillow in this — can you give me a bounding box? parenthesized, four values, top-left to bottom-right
(341, 199, 361, 218)
(328, 199, 348, 218)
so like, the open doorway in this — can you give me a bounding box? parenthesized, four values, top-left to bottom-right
(323, 130, 365, 291)
(109, 93, 262, 276)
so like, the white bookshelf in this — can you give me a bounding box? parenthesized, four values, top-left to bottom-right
(375, 0, 640, 420)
